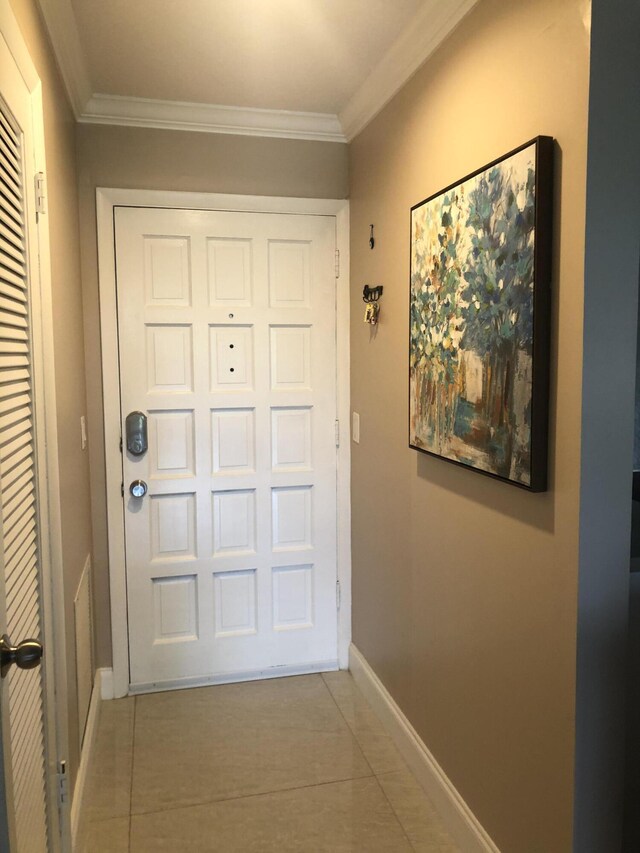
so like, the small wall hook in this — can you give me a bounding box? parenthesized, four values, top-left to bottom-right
(369, 224, 375, 250)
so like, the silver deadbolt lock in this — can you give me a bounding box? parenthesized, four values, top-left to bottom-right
(129, 479, 148, 498)
(126, 411, 148, 456)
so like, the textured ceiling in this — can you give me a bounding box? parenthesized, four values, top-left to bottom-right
(69, 0, 424, 113)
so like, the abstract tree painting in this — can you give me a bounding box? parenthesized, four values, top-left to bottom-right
(409, 137, 553, 491)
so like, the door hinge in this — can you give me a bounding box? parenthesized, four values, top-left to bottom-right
(334, 419, 340, 448)
(336, 580, 341, 610)
(57, 760, 68, 809)
(119, 436, 123, 453)
(35, 172, 46, 218)
(121, 482, 124, 497)
(335, 249, 340, 279)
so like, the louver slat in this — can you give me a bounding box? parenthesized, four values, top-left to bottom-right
(0, 426, 30, 462)
(0, 295, 27, 317)
(0, 190, 22, 232)
(0, 132, 20, 177)
(0, 220, 24, 253)
(0, 234, 23, 268)
(0, 262, 26, 290)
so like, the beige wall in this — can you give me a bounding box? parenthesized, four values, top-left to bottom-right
(9, 0, 93, 792)
(75, 124, 349, 667)
(349, 0, 590, 850)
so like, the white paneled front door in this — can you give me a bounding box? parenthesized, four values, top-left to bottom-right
(115, 207, 339, 689)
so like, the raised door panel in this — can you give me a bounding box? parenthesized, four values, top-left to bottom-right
(272, 486, 313, 551)
(146, 325, 194, 393)
(207, 238, 252, 306)
(270, 325, 311, 390)
(212, 408, 255, 474)
(272, 565, 314, 631)
(152, 575, 198, 643)
(213, 570, 257, 637)
(210, 325, 254, 391)
(144, 236, 191, 306)
(271, 407, 312, 470)
(212, 489, 257, 556)
(268, 240, 310, 308)
(149, 410, 195, 479)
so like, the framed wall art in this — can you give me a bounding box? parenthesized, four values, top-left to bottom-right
(409, 136, 554, 491)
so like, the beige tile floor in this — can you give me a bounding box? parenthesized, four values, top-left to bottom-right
(77, 672, 459, 852)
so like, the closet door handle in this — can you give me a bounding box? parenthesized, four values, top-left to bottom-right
(0, 634, 43, 678)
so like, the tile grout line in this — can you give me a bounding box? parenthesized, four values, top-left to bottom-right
(318, 672, 377, 777)
(127, 674, 423, 843)
(320, 672, 410, 777)
(375, 772, 461, 852)
(320, 674, 417, 851)
(128, 770, 375, 820)
(371, 774, 419, 852)
(127, 675, 377, 821)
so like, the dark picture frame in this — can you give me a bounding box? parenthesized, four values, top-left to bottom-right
(409, 136, 554, 491)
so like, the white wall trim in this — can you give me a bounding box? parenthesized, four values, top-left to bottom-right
(0, 0, 38, 89)
(99, 668, 114, 701)
(95, 189, 127, 700)
(73, 555, 93, 743)
(35, 0, 92, 117)
(339, 0, 480, 141)
(80, 94, 347, 143)
(70, 669, 105, 850)
(335, 203, 351, 669)
(96, 188, 351, 698)
(349, 644, 500, 853)
(31, 79, 72, 853)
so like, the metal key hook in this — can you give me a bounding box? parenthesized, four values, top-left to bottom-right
(363, 285, 383, 325)
(363, 285, 383, 303)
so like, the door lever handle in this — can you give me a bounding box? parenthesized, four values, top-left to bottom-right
(0, 634, 43, 678)
(129, 479, 148, 498)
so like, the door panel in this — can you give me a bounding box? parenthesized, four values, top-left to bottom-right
(115, 207, 338, 689)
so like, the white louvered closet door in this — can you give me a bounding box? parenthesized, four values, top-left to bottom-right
(0, 30, 50, 853)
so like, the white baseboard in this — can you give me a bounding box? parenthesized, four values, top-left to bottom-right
(349, 644, 499, 853)
(100, 666, 114, 700)
(70, 668, 106, 849)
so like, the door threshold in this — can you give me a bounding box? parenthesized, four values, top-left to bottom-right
(128, 659, 340, 695)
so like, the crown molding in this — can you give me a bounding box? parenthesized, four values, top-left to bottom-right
(79, 94, 347, 143)
(36, 0, 91, 117)
(339, 0, 480, 141)
(36, 0, 476, 143)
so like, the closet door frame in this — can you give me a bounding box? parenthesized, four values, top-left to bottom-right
(0, 2, 70, 850)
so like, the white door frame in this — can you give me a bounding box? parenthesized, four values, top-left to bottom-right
(0, 1, 70, 849)
(97, 188, 351, 699)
